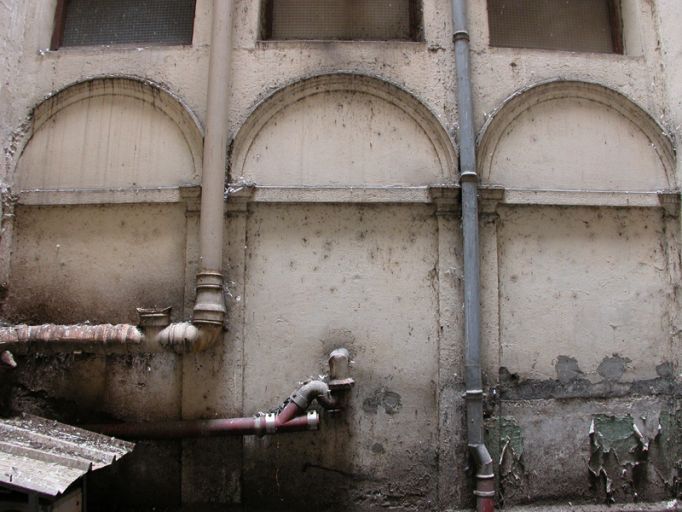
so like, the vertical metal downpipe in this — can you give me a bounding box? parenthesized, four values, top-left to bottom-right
(450, 1, 495, 511)
(191, 0, 233, 348)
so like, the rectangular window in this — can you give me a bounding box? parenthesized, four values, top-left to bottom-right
(51, 0, 196, 50)
(487, 0, 623, 54)
(261, 0, 423, 41)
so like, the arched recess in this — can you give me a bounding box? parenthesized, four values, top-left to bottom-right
(231, 74, 457, 187)
(477, 81, 675, 191)
(16, 77, 203, 190)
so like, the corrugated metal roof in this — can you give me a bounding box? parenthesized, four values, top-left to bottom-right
(0, 414, 134, 497)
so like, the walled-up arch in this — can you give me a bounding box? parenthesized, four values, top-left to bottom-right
(477, 81, 675, 191)
(231, 74, 457, 187)
(16, 77, 203, 190)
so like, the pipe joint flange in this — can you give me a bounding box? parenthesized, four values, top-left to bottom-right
(453, 30, 470, 43)
(473, 490, 495, 497)
(464, 389, 484, 399)
(476, 472, 495, 480)
(459, 171, 478, 183)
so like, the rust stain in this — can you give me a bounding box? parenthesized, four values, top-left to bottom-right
(0, 323, 143, 347)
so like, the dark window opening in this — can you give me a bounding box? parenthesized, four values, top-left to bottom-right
(261, 0, 423, 41)
(51, 0, 196, 50)
(487, 0, 623, 54)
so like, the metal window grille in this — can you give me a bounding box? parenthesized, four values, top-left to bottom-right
(487, 0, 622, 54)
(261, 0, 423, 41)
(53, 0, 196, 49)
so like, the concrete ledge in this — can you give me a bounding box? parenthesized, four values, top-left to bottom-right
(17, 186, 201, 205)
(226, 184, 459, 204)
(480, 187, 680, 210)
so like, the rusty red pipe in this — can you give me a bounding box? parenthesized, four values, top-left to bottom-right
(86, 379, 341, 440)
(0, 323, 142, 348)
(478, 494, 495, 512)
(87, 409, 318, 440)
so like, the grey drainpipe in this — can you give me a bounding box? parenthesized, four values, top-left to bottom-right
(450, 1, 495, 511)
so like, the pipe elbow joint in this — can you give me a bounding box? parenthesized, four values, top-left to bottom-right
(155, 322, 223, 353)
(190, 323, 223, 352)
(156, 322, 198, 353)
(289, 380, 337, 410)
(469, 443, 494, 479)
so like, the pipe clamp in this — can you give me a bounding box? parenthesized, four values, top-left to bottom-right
(265, 413, 276, 434)
(473, 490, 495, 497)
(306, 410, 320, 431)
(254, 416, 265, 437)
(464, 389, 484, 398)
(453, 30, 470, 42)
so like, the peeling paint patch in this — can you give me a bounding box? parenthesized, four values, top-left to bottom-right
(588, 414, 646, 502)
(655, 408, 682, 496)
(485, 416, 525, 505)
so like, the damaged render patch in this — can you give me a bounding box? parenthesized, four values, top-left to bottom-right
(497, 356, 682, 400)
(597, 355, 631, 382)
(556, 355, 584, 385)
(362, 388, 402, 415)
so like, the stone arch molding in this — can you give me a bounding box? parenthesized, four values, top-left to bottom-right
(16, 77, 203, 191)
(231, 74, 457, 187)
(477, 80, 675, 192)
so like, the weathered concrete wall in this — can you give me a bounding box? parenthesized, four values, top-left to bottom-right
(241, 203, 439, 509)
(497, 206, 671, 382)
(0, 0, 680, 510)
(3, 203, 187, 324)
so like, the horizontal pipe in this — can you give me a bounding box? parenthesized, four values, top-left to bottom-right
(84, 379, 341, 440)
(0, 323, 143, 350)
(87, 410, 319, 440)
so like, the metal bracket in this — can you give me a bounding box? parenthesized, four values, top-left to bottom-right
(265, 413, 276, 434)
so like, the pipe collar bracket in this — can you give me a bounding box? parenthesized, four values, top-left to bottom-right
(306, 410, 319, 431)
(265, 413, 277, 434)
(473, 490, 495, 497)
(453, 30, 470, 42)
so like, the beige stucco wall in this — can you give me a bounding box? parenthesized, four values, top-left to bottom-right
(0, 1, 680, 510)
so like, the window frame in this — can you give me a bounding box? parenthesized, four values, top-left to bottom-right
(486, 0, 624, 55)
(49, 0, 197, 50)
(50, 0, 67, 51)
(259, 0, 424, 42)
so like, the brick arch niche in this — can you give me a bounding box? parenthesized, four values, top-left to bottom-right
(231, 73, 457, 187)
(16, 77, 203, 191)
(477, 80, 675, 192)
